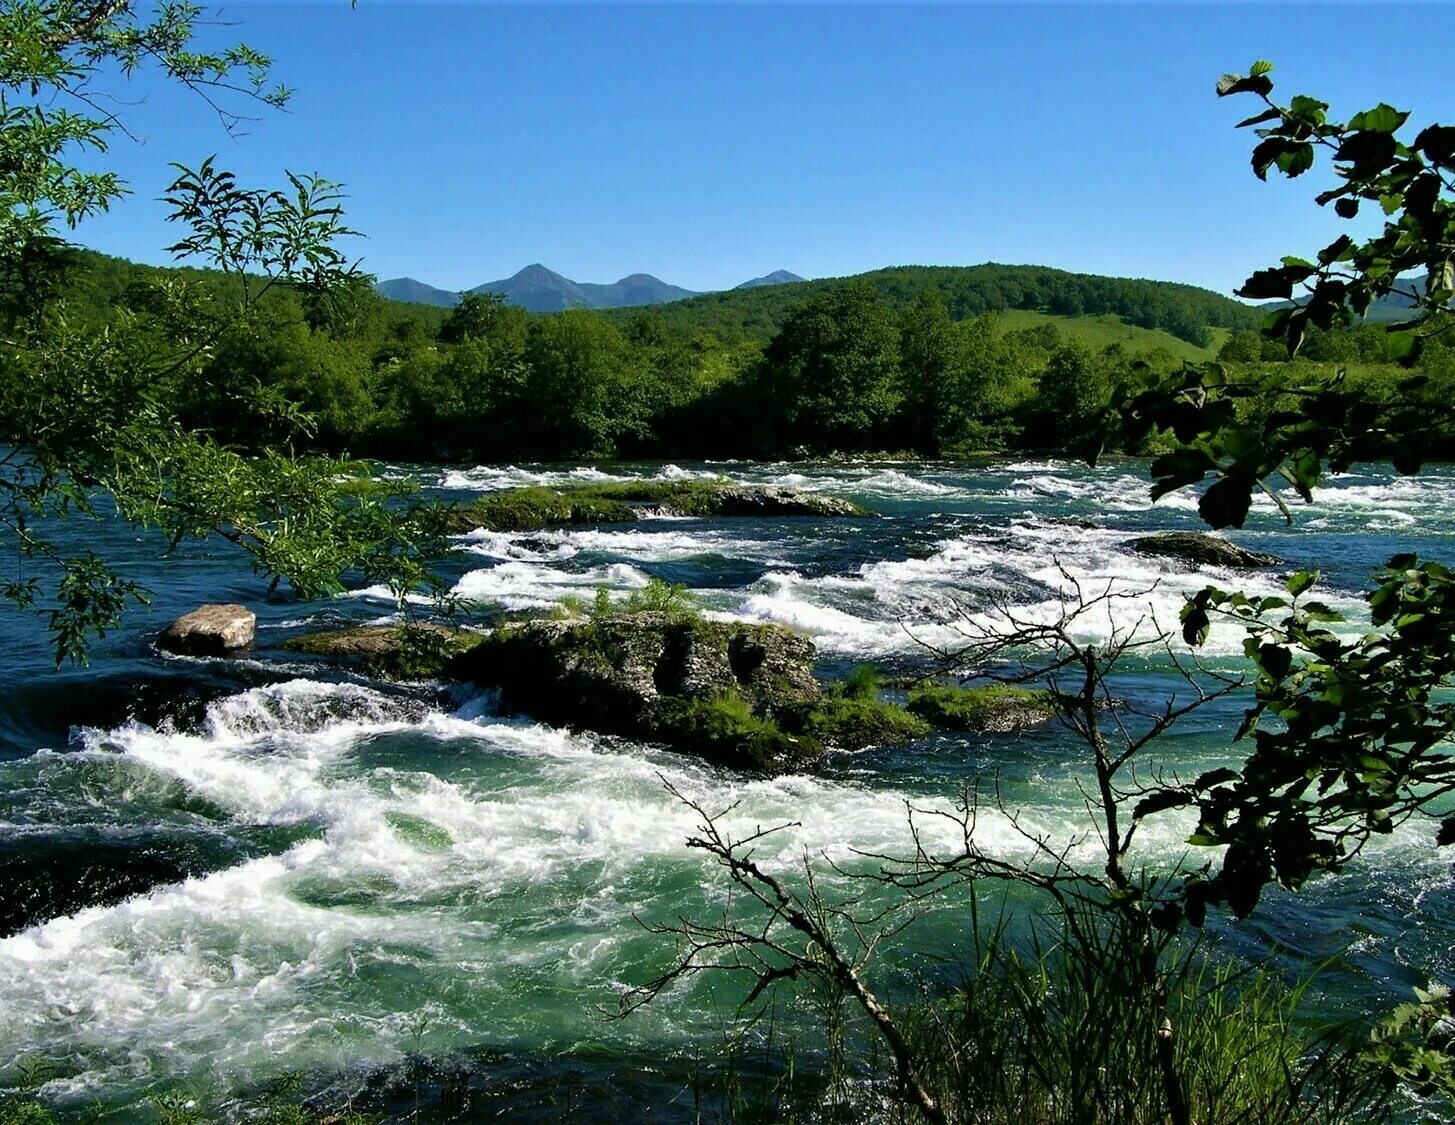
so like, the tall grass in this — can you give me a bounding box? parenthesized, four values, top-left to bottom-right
(897, 903, 1388, 1124)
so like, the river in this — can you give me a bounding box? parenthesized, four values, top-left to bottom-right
(2, 458, 1452, 1119)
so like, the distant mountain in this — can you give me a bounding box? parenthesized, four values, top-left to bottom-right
(736, 269, 806, 289)
(376, 265, 814, 311)
(467, 264, 698, 312)
(375, 277, 460, 308)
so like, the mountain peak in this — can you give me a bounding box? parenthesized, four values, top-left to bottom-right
(736, 269, 806, 289)
(512, 263, 571, 283)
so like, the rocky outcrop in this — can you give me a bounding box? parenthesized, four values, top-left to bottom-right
(446, 481, 867, 533)
(453, 612, 825, 772)
(283, 623, 487, 680)
(1131, 532, 1280, 569)
(158, 604, 255, 656)
(677, 485, 862, 519)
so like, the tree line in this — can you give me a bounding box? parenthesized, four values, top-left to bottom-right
(45, 250, 1455, 466)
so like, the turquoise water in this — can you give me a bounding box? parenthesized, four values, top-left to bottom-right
(1, 458, 1452, 1118)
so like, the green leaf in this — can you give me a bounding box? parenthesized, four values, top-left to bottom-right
(1275, 142, 1315, 177)
(1236, 107, 1283, 129)
(1238, 267, 1298, 300)
(1334, 197, 1359, 219)
(1285, 570, 1319, 597)
(1348, 103, 1409, 133)
(1385, 330, 1424, 367)
(1300, 602, 1345, 622)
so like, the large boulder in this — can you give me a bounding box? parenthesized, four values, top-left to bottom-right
(158, 604, 256, 656)
(453, 612, 825, 772)
(1131, 532, 1280, 570)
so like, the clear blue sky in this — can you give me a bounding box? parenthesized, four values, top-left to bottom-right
(73, 1, 1454, 296)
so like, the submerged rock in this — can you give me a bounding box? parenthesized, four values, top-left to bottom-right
(283, 623, 488, 681)
(158, 603, 256, 656)
(453, 612, 825, 772)
(1131, 532, 1280, 569)
(0, 823, 318, 938)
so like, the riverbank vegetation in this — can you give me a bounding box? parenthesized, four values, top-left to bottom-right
(40, 248, 1455, 465)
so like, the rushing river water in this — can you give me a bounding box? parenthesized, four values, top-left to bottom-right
(2, 458, 1453, 1119)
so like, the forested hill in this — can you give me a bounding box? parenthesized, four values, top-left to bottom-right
(43, 242, 1447, 468)
(55, 248, 453, 332)
(601, 263, 1260, 347)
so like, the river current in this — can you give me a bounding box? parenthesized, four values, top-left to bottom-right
(1, 459, 1452, 1118)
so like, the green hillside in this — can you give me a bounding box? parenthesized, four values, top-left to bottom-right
(602, 263, 1259, 348)
(993, 309, 1229, 362)
(59, 248, 452, 333)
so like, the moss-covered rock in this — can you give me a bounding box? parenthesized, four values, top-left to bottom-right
(778, 691, 932, 750)
(283, 623, 488, 681)
(452, 611, 824, 772)
(443, 486, 636, 533)
(654, 692, 823, 773)
(445, 480, 867, 533)
(1131, 532, 1280, 569)
(907, 681, 1060, 733)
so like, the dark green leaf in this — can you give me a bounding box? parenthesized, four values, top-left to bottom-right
(1198, 476, 1254, 529)
(1218, 72, 1274, 98)
(1134, 790, 1193, 818)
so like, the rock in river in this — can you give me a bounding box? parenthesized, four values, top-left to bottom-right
(158, 603, 256, 656)
(453, 612, 825, 773)
(1131, 532, 1280, 569)
(283, 622, 488, 680)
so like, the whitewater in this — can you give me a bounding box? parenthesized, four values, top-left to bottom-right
(2, 459, 1452, 1118)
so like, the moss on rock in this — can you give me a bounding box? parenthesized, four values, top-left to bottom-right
(907, 681, 1059, 733)
(655, 692, 823, 773)
(443, 486, 636, 533)
(445, 480, 867, 534)
(283, 623, 488, 681)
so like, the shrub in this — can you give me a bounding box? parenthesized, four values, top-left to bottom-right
(623, 577, 699, 617)
(840, 663, 882, 701)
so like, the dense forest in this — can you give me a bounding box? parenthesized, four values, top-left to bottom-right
(48, 249, 1455, 464)
(600, 262, 1263, 347)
